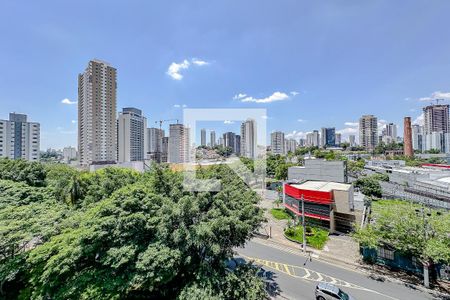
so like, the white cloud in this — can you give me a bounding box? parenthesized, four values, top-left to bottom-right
(173, 104, 187, 108)
(285, 130, 307, 140)
(344, 122, 358, 127)
(337, 127, 358, 135)
(413, 113, 424, 126)
(239, 91, 290, 103)
(261, 115, 269, 119)
(61, 98, 77, 105)
(233, 93, 247, 100)
(290, 91, 299, 96)
(419, 91, 450, 102)
(224, 120, 235, 124)
(71, 120, 77, 124)
(191, 58, 209, 66)
(167, 60, 190, 80)
(297, 118, 306, 123)
(166, 58, 210, 80)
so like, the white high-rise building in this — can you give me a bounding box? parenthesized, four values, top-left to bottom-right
(359, 115, 378, 151)
(210, 131, 216, 147)
(298, 138, 306, 147)
(271, 131, 285, 155)
(349, 135, 356, 147)
(286, 139, 298, 153)
(241, 119, 257, 159)
(382, 123, 397, 144)
(335, 133, 342, 146)
(78, 59, 117, 166)
(146, 127, 165, 162)
(168, 124, 190, 163)
(425, 132, 444, 152)
(423, 104, 449, 135)
(0, 113, 40, 161)
(421, 104, 450, 153)
(117, 108, 146, 163)
(412, 125, 423, 152)
(223, 132, 236, 153)
(200, 128, 207, 146)
(306, 130, 320, 147)
(63, 146, 77, 163)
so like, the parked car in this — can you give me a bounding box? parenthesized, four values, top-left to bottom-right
(315, 282, 355, 300)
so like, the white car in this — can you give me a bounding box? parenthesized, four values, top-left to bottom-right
(315, 282, 355, 300)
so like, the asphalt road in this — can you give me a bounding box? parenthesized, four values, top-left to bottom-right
(237, 239, 438, 300)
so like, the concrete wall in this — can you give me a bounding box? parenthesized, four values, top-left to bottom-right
(288, 159, 347, 183)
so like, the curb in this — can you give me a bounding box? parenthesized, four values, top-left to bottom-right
(259, 236, 449, 299)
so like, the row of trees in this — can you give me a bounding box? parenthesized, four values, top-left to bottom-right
(0, 159, 268, 299)
(353, 200, 450, 270)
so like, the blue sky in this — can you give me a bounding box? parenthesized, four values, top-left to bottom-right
(1, 1, 450, 149)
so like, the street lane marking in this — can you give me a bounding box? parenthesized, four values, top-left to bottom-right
(283, 264, 292, 275)
(241, 254, 400, 300)
(302, 269, 311, 279)
(250, 238, 365, 275)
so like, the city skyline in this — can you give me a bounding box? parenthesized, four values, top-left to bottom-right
(1, 1, 450, 149)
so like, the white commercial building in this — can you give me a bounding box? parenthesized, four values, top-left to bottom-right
(0, 113, 40, 161)
(117, 107, 147, 163)
(78, 59, 117, 166)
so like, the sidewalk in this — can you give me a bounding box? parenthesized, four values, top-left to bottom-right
(257, 189, 361, 269)
(256, 189, 450, 299)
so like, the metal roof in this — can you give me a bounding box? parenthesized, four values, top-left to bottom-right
(291, 181, 351, 192)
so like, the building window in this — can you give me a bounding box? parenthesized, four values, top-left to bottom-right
(377, 247, 394, 260)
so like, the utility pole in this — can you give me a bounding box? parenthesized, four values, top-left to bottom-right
(301, 194, 306, 253)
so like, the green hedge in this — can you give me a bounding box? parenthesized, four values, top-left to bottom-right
(284, 226, 329, 250)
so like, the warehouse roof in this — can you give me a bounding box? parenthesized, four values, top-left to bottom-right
(290, 181, 351, 192)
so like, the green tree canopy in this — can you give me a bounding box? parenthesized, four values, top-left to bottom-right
(353, 200, 450, 264)
(0, 162, 267, 299)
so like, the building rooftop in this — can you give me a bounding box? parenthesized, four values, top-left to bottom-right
(290, 181, 351, 192)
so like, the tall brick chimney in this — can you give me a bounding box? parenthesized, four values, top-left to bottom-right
(404, 117, 413, 157)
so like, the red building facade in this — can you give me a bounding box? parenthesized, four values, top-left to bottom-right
(283, 183, 333, 221)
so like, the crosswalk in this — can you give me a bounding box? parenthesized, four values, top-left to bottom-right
(243, 254, 372, 292)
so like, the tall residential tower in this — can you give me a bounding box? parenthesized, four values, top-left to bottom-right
(240, 119, 257, 159)
(78, 59, 117, 166)
(117, 107, 147, 163)
(359, 115, 378, 151)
